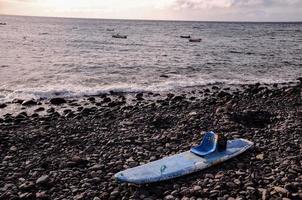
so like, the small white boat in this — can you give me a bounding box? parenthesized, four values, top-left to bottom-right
(112, 34, 127, 39)
(189, 38, 202, 42)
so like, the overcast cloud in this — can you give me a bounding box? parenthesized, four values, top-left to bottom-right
(0, 0, 301, 21)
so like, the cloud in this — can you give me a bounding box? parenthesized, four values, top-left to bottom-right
(168, 0, 302, 21)
(173, 0, 233, 9)
(172, 0, 302, 9)
(0, 0, 302, 21)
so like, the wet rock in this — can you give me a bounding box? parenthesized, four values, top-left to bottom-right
(16, 112, 27, 119)
(46, 107, 55, 113)
(22, 99, 37, 106)
(248, 83, 265, 93)
(205, 173, 214, 179)
(193, 185, 202, 192)
(215, 106, 225, 114)
(77, 106, 84, 111)
(164, 195, 175, 200)
(12, 99, 24, 104)
(136, 93, 144, 101)
(19, 192, 34, 199)
(103, 97, 111, 103)
(89, 164, 102, 170)
(284, 183, 298, 193)
(36, 191, 48, 199)
(35, 107, 45, 112)
(36, 175, 49, 185)
(256, 154, 264, 160)
(247, 186, 256, 191)
(260, 189, 268, 200)
(172, 95, 185, 102)
(167, 93, 175, 99)
(9, 146, 17, 151)
(19, 181, 35, 191)
(274, 186, 288, 195)
(49, 111, 60, 118)
(217, 91, 230, 98)
(81, 107, 93, 114)
(74, 192, 86, 200)
(67, 155, 88, 168)
(226, 182, 236, 188)
(87, 97, 95, 102)
(99, 192, 109, 199)
(110, 190, 120, 198)
(188, 111, 197, 116)
(50, 97, 66, 105)
(108, 101, 124, 107)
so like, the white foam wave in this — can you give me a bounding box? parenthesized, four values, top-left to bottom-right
(0, 76, 297, 103)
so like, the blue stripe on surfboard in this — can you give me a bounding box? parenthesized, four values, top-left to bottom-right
(115, 139, 253, 184)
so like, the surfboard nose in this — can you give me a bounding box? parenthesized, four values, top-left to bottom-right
(114, 172, 126, 182)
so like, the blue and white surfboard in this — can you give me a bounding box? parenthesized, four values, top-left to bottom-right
(114, 138, 253, 184)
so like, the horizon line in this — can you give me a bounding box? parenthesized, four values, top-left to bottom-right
(1, 13, 302, 23)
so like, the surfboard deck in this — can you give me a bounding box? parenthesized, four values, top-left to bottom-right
(114, 138, 253, 184)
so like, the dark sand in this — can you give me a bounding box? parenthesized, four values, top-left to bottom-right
(0, 81, 301, 200)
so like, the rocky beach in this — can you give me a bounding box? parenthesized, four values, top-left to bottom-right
(0, 80, 301, 200)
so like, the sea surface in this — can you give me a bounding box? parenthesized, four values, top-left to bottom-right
(0, 15, 302, 103)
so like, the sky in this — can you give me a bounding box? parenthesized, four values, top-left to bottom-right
(0, 0, 302, 21)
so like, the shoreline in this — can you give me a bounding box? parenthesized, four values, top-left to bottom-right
(0, 80, 300, 118)
(0, 81, 301, 199)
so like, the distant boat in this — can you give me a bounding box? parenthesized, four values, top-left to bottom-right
(107, 28, 115, 31)
(189, 38, 202, 42)
(0, 22, 7, 25)
(112, 34, 127, 39)
(180, 35, 191, 38)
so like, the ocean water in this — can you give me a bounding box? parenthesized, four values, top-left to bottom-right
(0, 15, 301, 103)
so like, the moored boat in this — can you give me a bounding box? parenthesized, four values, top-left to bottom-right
(180, 35, 191, 38)
(189, 38, 202, 42)
(112, 34, 127, 39)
